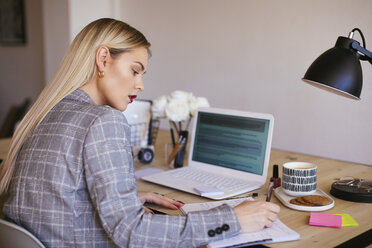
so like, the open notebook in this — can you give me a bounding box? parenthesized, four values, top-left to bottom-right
(142, 107, 274, 199)
(180, 198, 300, 248)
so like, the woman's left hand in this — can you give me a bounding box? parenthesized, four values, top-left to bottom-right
(138, 191, 185, 211)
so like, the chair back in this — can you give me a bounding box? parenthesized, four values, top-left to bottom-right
(0, 98, 31, 138)
(0, 219, 45, 248)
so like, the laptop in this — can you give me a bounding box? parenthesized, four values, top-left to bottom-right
(142, 107, 274, 200)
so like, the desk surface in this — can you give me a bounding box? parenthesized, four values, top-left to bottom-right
(1, 131, 372, 247)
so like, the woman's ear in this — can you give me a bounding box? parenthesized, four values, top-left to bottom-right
(95, 46, 110, 72)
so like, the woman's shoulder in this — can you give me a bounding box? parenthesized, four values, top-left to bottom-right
(85, 105, 128, 128)
(47, 89, 128, 129)
(80, 103, 125, 122)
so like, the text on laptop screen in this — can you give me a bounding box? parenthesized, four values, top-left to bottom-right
(192, 112, 270, 175)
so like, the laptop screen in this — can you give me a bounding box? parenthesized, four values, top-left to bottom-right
(192, 111, 270, 175)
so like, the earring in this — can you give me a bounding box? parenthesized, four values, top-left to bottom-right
(98, 71, 105, 78)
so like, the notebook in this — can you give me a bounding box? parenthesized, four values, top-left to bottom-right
(142, 107, 274, 200)
(180, 198, 300, 248)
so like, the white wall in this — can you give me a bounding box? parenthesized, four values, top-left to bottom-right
(40, 0, 372, 165)
(118, 0, 372, 165)
(42, 0, 123, 83)
(42, 0, 70, 83)
(68, 0, 123, 42)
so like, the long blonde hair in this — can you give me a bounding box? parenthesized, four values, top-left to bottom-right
(0, 18, 150, 194)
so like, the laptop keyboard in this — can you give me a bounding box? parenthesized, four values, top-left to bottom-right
(169, 167, 252, 192)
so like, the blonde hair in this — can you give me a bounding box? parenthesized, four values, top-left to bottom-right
(0, 18, 150, 194)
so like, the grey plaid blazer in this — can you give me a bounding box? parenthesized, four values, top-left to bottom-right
(3, 89, 240, 247)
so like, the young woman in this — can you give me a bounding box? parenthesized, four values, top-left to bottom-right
(0, 18, 279, 247)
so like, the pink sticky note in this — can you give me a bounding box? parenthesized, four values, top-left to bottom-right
(309, 212, 342, 228)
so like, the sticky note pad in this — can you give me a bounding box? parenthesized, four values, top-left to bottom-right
(335, 214, 359, 227)
(309, 212, 342, 228)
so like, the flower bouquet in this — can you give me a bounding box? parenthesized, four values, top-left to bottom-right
(152, 90, 210, 167)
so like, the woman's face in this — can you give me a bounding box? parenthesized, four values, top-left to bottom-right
(97, 47, 148, 111)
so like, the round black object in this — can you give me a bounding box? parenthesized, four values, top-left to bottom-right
(330, 182, 372, 203)
(215, 227, 222, 234)
(208, 230, 215, 237)
(222, 224, 229, 231)
(138, 148, 154, 164)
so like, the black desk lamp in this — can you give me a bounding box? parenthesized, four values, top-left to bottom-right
(302, 28, 372, 203)
(303, 28, 372, 99)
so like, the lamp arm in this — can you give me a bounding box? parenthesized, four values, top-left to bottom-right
(351, 41, 372, 64)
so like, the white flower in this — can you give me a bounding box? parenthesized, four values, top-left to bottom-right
(189, 96, 210, 116)
(169, 90, 193, 104)
(151, 95, 168, 118)
(165, 99, 190, 122)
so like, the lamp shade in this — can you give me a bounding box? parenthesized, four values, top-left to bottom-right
(302, 37, 363, 99)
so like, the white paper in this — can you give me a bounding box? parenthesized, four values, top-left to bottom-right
(180, 198, 300, 248)
(208, 219, 300, 248)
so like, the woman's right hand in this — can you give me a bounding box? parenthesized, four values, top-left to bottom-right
(233, 200, 280, 233)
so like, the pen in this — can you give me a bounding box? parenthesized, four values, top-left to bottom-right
(170, 128, 176, 148)
(266, 179, 274, 202)
(167, 137, 187, 165)
(228, 239, 273, 247)
(224, 193, 258, 200)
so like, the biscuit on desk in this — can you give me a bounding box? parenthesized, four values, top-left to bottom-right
(290, 195, 331, 206)
(290, 198, 315, 206)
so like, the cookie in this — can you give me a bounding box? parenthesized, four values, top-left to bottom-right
(289, 195, 331, 206)
(289, 197, 315, 206)
(296, 197, 316, 206)
(302, 195, 331, 206)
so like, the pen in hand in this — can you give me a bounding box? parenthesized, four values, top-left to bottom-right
(266, 179, 274, 202)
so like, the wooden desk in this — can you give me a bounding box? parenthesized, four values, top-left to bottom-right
(1, 131, 372, 247)
(137, 130, 372, 247)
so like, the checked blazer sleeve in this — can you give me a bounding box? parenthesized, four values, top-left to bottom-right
(83, 109, 241, 247)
